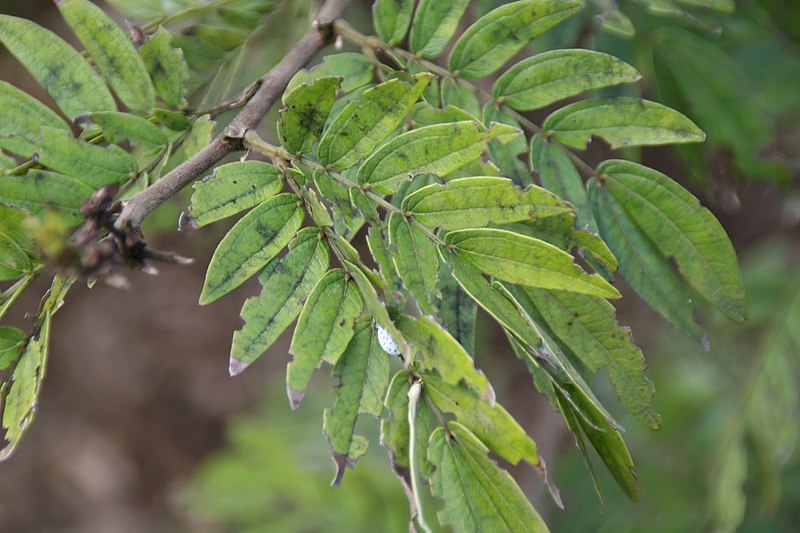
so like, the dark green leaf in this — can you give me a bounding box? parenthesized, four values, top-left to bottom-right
(0, 15, 115, 119)
(278, 77, 340, 155)
(388, 213, 440, 315)
(483, 104, 531, 186)
(323, 317, 391, 485)
(373, 0, 415, 45)
(403, 177, 572, 230)
(287, 269, 364, 408)
(358, 121, 520, 194)
(441, 78, 481, 118)
(200, 194, 303, 304)
(438, 263, 477, 355)
(230, 229, 329, 375)
(494, 49, 640, 111)
(428, 422, 548, 532)
(190, 161, 282, 227)
(445, 228, 620, 298)
(58, 0, 155, 114)
(409, 0, 470, 58)
(448, 0, 583, 78)
(544, 97, 705, 150)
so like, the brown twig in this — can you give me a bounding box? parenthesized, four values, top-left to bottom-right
(115, 0, 352, 230)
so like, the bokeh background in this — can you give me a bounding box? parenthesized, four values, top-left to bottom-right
(0, 1, 798, 531)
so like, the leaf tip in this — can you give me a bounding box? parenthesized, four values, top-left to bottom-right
(330, 452, 352, 487)
(287, 384, 305, 411)
(535, 458, 563, 509)
(178, 211, 199, 232)
(228, 356, 249, 376)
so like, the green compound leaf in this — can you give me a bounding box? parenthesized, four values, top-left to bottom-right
(58, 0, 155, 114)
(0, 171, 94, 226)
(278, 77, 340, 155)
(323, 317, 391, 486)
(403, 177, 572, 230)
(200, 194, 303, 305)
(444, 228, 621, 299)
(0, 207, 37, 281)
(448, 0, 583, 79)
(16, 127, 137, 188)
(190, 161, 282, 227)
(409, 0, 470, 58)
(287, 53, 373, 94)
(78, 111, 168, 149)
(317, 73, 433, 170)
(230, 229, 329, 376)
(494, 49, 641, 111)
(139, 28, 188, 108)
(0, 15, 115, 119)
(287, 269, 364, 409)
(428, 422, 549, 533)
(516, 286, 660, 430)
(587, 178, 702, 339)
(544, 97, 705, 150)
(0, 81, 70, 156)
(530, 134, 597, 233)
(599, 160, 746, 321)
(373, 0, 415, 45)
(381, 370, 439, 478)
(358, 121, 520, 194)
(388, 213, 440, 315)
(397, 315, 493, 402)
(0, 326, 25, 370)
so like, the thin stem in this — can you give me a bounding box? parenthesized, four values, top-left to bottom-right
(407, 379, 432, 533)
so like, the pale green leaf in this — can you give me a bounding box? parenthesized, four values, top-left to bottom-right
(587, 178, 703, 338)
(190, 161, 282, 227)
(398, 315, 493, 402)
(409, 0, 470, 58)
(494, 49, 641, 111)
(373, 0, 415, 45)
(153, 108, 190, 131)
(403, 177, 572, 230)
(278, 77, 340, 155)
(428, 423, 549, 532)
(448, 0, 583, 79)
(200, 194, 303, 304)
(183, 115, 215, 159)
(317, 74, 432, 169)
(388, 213, 440, 315)
(444, 228, 621, 298)
(58, 0, 155, 114)
(0, 14, 115, 119)
(544, 97, 705, 150)
(323, 317, 391, 485)
(0, 326, 25, 370)
(139, 28, 188, 108)
(287, 53, 373, 94)
(0, 171, 94, 226)
(358, 121, 520, 194)
(0, 207, 37, 281)
(530, 134, 597, 233)
(229, 229, 329, 375)
(599, 160, 746, 321)
(15, 127, 137, 188)
(79, 111, 168, 149)
(381, 369, 438, 476)
(287, 269, 364, 408)
(409, 102, 478, 126)
(517, 286, 660, 429)
(0, 81, 69, 157)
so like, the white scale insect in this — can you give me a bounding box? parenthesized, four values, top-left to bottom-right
(376, 324, 401, 356)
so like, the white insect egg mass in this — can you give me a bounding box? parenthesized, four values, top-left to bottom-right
(376, 324, 400, 356)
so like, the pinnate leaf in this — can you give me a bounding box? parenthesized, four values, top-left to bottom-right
(544, 97, 705, 150)
(428, 422, 548, 532)
(373, 0, 414, 45)
(200, 194, 303, 304)
(190, 161, 282, 227)
(448, 0, 583, 79)
(444, 228, 620, 299)
(0, 15, 115, 119)
(230, 229, 329, 375)
(287, 269, 364, 408)
(317, 74, 432, 170)
(494, 49, 640, 111)
(278, 77, 340, 155)
(409, 0, 470, 58)
(358, 121, 520, 194)
(598, 160, 746, 321)
(403, 177, 572, 230)
(323, 317, 391, 485)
